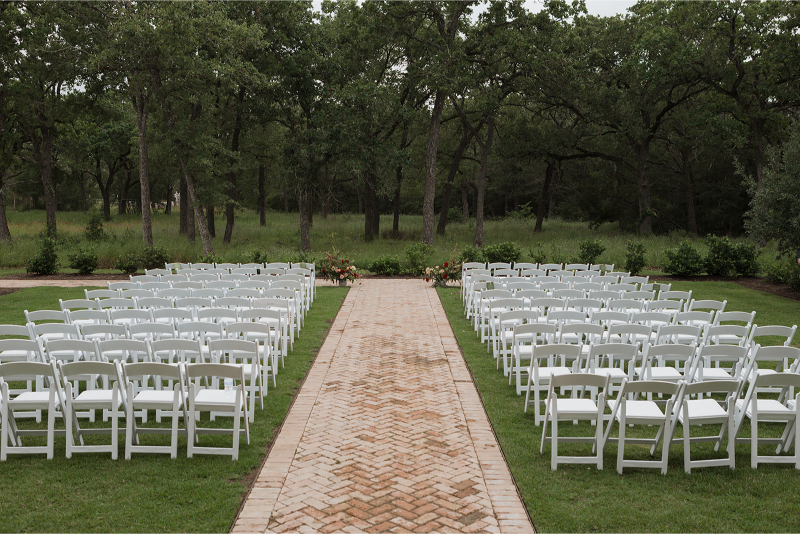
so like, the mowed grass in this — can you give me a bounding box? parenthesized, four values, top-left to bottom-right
(0, 285, 349, 533)
(437, 284, 800, 533)
(0, 209, 782, 273)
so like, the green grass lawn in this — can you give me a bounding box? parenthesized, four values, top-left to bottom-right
(437, 283, 800, 533)
(0, 286, 349, 533)
(0, 209, 781, 275)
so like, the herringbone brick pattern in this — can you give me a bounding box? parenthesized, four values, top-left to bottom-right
(232, 280, 533, 534)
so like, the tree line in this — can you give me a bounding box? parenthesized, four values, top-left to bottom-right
(1, 1, 798, 254)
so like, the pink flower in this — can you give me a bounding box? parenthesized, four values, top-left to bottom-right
(339, 274, 344, 279)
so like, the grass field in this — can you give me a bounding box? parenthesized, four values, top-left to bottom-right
(0, 209, 781, 275)
(437, 284, 800, 532)
(0, 286, 349, 533)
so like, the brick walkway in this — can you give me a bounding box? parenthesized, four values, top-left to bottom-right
(232, 279, 534, 534)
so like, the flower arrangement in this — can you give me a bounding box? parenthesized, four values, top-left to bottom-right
(425, 260, 462, 287)
(320, 248, 359, 284)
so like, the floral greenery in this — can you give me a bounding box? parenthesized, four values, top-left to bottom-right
(625, 241, 646, 276)
(320, 248, 359, 283)
(577, 238, 606, 265)
(424, 261, 461, 287)
(67, 248, 99, 274)
(114, 253, 139, 274)
(404, 242, 432, 275)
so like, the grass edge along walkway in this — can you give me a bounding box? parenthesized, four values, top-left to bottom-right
(0, 285, 349, 533)
(437, 284, 800, 533)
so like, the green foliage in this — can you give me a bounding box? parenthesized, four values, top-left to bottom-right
(250, 250, 269, 264)
(84, 213, 108, 242)
(291, 251, 316, 265)
(745, 119, 800, 255)
(67, 248, 99, 274)
(114, 253, 139, 275)
(140, 247, 171, 270)
(196, 253, 221, 265)
(457, 245, 485, 264)
(764, 260, 800, 290)
(404, 242, 432, 276)
(663, 241, 704, 276)
(703, 235, 736, 277)
(577, 238, 606, 265)
(484, 242, 522, 264)
(26, 238, 59, 275)
(529, 243, 547, 265)
(447, 205, 465, 224)
(369, 255, 402, 276)
(625, 241, 646, 276)
(506, 202, 534, 220)
(732, 242, 761, 277)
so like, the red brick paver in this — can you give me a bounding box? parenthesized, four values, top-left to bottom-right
(232, 279, 533, 534)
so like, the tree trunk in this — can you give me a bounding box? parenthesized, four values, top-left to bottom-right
(179, 176, 188, 234)
(461, 178, 469, 220)
(299, 186, 311, 252)
(535, 159, 556, 233)
(752, 116, 766, 185)
(422, 90, 446, 245)
(94, 159, 113, 221)
(32, 126, 57, 236)
(547, 167, 557, 219)
(206, 203, 215, 238)
(356, 182, 363, 215)
(258, 164, 266, 226)
(79, 173, 88, 212)
(134, 87, 153, 247)
(436, 128, 473, 236)
(118, 169, 131, 215)
(0, 175, 11, 241)
(636, 143, 653, 234)
(682, 147, 698, 234)
(223, 89, 243, 245)
(473, 114, 494, 248)
(363, 166, 380, 242)
(187, 206, 195, 242)
(165, 181, 172, 215)
(392, 163, 403, 237)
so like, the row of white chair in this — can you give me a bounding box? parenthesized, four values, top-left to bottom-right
(0, 356, 254, 461)
(462, 262, 616, 273)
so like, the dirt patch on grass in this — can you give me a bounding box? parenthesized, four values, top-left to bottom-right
(650, 275, 800, 302)
(0, 288, 19, 297)
(0, 273, 132, 281)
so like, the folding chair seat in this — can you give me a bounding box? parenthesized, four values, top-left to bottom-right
(215, 263, 239, 272)
(205, 280, 236, 291)
(135, 297, 173, 311)
(86, 289, 119, 300)
(97, 298, 136, 311)
(185, 362, 250, 461)
(674, 380, 739, 473)
(625, 290, 656, 302)
(607, 271, 631, 278)
(552, 289, 584, 301)
(704, 324, 750, 347)
(494, 310, 539, 366)
(529, 297, 566, 323)
(80, 323, 127, 342)
(119, 289, 156, 300)
(261, 268, 284, 277)
(191, 288, 225, 300)
(59, 360, 124, 459)
(139, 282, 170, 291)
(129, 322, 176, 342)
(239, 308, 286, 366)
(97, 339, 150, 364)
(487, 298, 524, 353)
(564, 263, 590, 272)
(120, 362, 187, 459)
(736, 373, 800, 469)
(538, 263, 563, 274)
(588, 310, 629, 329)
(512, 262, 537, 271)
(557, 323, 603, 355)
(174, 297, 213, 318)
(152, 308, 193, 327)
(108, 282, 138, 291)
(739, 345, 800, 398)
(539, 282, 570, 293)
(190, 262, 214, 270)
(509, 323, 557, 391)
(226, 288, 262, 299)
(539, 373, 610, 470)
(657, 323, 704, 346)
(110, 308, 152, 327)
(577, 343, 640, 399)
(176, 322, 224, 345)
(196, 307, 239, 326)
(604, 378, 682, 474)
(474, 289, 513, 336)
(144, 268, 171, 277)
(636, 343, 697, 385)
(688, 299, 726, 321)
(506, 281, 538, 293)
(66, 309, 110, 328)
(659, 290, 692, 312)
(603, 323, 653, 347)
(0, 340, 49, 416)
(548, 310, 588, 329)
(564, 298, 602, 315)
(156, 288, 192, 299)
(487, 262, 511, 274)
(266, 262, 290, 271)
(574, 282, 604, 293)
(631, 311, 672, 330)
(59, 299, 98, 313)
(714, 310, 755, 328)
(29, 322, 81, 344)
(514, 289, 547, 310)
(607, 283, 638, 294)
(519, 269, 547, 278)
(161, 274, 189, 283)
(130, 275, 159, 284)
(646, 300, 683, 315)
(238, 280, 271, 292)
(233, 267, 259, 276)
(24, 309, 68, 325)
(643, 282, 671, 293)
(692, 344, 749, 384)
(172, 281, 205, 291)
(606, 298, 644, 314)
(524, 343, 580, 425)
(590, 276, 619, 286)
(747, 324, 797, 349)
(0, 361, 63, 460)
(620, 276, 649, 287)
(587, 290, 622, 305)
(252, 298, 292, 350)
(590, 263, 615, 272)
(215, 296, 252, 313)
(222, 274, 250, 283)
(271, 281, 306, 320)
(262, 289, 301, 337)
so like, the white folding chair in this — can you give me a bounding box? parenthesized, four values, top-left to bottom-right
(524, 344, 579, 425)
(208, 339, 262, 423)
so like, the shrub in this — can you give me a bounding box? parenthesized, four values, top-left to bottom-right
(196, 253, 221, 265)
(250, 250, 268, 264)
(764, 261, 800, 290)
(369, 255, 402, 276)
(404, 243, 432, 276)
(140, 246, 171, 270)
(625, 241, 647, 276)
(577, 238, 606, 265)
(114, 253, 139, 275)
(291, 251, 316, 265)
(703, 235, 736, 277)
(484, 241, 522, 264)
(732, 242, 761, 277)
(529, 243, 547, 265)
(68, 249, 99, 274)
(84, 213, 108, 242)
(458, 245, 485, 264)
(663, 241, 704, 276)
(27, 238, 59, 275)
